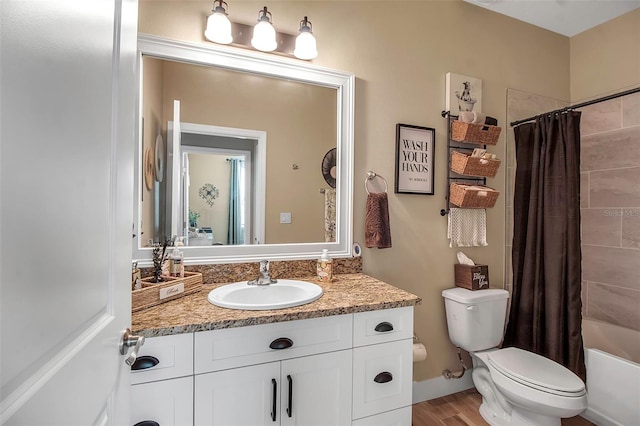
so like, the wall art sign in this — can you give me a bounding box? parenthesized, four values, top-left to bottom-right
(395, 123, 435, 195)
(445, 72, 483, 114)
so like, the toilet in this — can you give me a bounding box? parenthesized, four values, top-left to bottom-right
(442, 287, 587, 426)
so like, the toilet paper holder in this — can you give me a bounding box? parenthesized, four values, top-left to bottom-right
(412, 334, 427, 363)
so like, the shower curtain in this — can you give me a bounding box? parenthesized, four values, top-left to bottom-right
(227, 159, 244, 245)
(503, 111, 586, 382)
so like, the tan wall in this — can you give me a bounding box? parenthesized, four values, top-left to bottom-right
(138, 0, 571, 382)
(570, 11, 640, 363)
(570, 9, 640, 103)
(156, 59, 336, 244)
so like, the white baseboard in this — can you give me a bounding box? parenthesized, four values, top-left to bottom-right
(412, 369, 475, 404)
(581, 407, 621, 426)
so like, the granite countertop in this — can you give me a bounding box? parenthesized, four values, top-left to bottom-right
(132, 273, 421, 337)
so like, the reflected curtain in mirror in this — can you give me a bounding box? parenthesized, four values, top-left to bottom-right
(228, 158, 244, 245)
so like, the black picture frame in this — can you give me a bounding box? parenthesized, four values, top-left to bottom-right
(394, 123, 435, 195)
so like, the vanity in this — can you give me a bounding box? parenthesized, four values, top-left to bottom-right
(130, 274, 420, 426)
(129, 30, 417, 425)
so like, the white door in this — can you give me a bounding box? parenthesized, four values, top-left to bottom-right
(281, 350, 353, 426)
(0, 0, 138, 424)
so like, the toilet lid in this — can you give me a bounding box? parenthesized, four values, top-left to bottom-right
(488, 348, 585, 396)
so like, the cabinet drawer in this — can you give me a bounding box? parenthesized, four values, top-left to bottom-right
(352, 406, 412, 426)
(131, 376, 193, 426)
(352, 339, 413, 420)
(194, 314, 352, 373)
(353, 307, 413, 347)
(131, 333, 193, 384)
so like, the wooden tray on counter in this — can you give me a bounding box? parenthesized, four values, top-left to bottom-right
(132, 272, 203, 312)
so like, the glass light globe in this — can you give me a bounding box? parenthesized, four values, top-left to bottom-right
(251, 20, 277, 52)
(204, 12, 232, 44)
(294, 32, 317, 60)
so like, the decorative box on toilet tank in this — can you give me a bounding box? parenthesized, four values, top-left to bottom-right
(454, 264, 489, 290)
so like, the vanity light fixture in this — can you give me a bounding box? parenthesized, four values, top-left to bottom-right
(202, 3, 318, 60)
(204, 0, 233, 45)
(251, 6, 277, 52)
(293, 16, 318, 60)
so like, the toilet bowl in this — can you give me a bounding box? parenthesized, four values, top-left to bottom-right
(442, 288, 587, 426)
(474, 348, 587, 425)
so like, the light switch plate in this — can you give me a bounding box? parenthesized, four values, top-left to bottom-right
(280, 212, 292, 224)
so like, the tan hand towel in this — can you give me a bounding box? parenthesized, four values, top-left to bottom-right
(365, 192, 392, 249)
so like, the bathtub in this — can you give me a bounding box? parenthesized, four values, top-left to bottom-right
(583, 348, 640, 425)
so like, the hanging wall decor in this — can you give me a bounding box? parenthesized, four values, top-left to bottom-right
(199, 183, 220, 206)
(321, 147, 337, 188)
(445, 72, 483, 113)
(395, 123, 435, 195)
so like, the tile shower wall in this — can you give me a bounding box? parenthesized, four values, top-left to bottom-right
(579, 92, 640, 332)
(506, 89, 640, 333)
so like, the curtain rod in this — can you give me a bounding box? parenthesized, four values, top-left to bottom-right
(510, 86, 640, 127)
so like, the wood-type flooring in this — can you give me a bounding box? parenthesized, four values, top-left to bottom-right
(412, 389, 595, 426)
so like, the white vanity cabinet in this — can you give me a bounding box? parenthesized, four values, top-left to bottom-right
(195, 350, 352, 425)
(351, 307, 414, 424)
(130, 333, 194, 426)
(194, 315, 353, 425)
(130, 306, 414, 426)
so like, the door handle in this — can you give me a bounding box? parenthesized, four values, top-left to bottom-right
(119, 328, 145, 366)
(271, 378, 277, 422)
(286, 374, 293, 418)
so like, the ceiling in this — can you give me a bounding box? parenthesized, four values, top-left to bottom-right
(463, 0, 640, 37)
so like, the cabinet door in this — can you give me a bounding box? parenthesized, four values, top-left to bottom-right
(281, 350, 352, 426)
(131, 376, 193, 426)
(195, 362, 281, 426)
(352, 340, 413, 420)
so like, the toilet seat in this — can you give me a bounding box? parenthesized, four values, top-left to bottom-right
(487, 347, 585, 397)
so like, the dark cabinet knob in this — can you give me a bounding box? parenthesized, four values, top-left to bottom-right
(131, 355, 159, 371)
(269, 337, 293, 350)
(374, 372, 393, 383)
(134, 421, 160, 426)
(374, 322, 394, 333)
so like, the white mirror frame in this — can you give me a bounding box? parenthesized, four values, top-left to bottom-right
(133, 34, 354, 266)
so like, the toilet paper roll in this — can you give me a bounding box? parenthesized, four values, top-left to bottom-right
(472, 111, 486, 124)
(413, 342, 427, 363)
(458, 111, 474, 123)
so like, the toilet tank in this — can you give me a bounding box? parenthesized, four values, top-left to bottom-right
(442, 287, 509, 352)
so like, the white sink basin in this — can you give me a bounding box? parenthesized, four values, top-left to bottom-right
(207, 279, 323, 310)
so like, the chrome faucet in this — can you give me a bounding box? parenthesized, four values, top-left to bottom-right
(248, 260, 278, 286)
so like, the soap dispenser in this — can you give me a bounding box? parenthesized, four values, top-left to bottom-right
(317, 249, 333, 282)
(169, 244, 184, 278)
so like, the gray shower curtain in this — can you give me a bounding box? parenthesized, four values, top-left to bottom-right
(503, 111, 586, 382)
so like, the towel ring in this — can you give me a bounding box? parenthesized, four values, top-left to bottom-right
(365, 171, 388, 194)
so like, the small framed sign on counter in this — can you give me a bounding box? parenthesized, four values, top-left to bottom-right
(394, 123, 435, 195)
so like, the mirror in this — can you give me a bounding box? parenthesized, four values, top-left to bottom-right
(133, 34, 354, 266)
